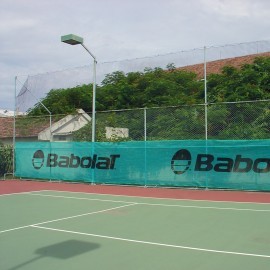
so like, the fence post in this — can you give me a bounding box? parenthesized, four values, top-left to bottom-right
(144, 108, 147, 141)
(13, 76, 17, 177)
(204, 47, 209, 189)
(144, 108, 147, 186)
(204, 46, 208, 141)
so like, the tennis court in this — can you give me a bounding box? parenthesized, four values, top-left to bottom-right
(1, 181, 270, 270)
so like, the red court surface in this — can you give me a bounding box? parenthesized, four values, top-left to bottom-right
(1, 179, 270, 203)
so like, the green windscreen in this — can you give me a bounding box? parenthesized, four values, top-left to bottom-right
(15, 140, 270, 191)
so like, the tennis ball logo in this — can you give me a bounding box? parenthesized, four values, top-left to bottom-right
(171, 149, 192, 174)
(32, 150, 45, 169)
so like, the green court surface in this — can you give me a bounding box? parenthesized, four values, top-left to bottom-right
(1, 190, 270, 270)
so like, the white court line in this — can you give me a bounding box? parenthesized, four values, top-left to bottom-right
(0, 225, 34, 234)
(35, 189, 270, 205)
(0, 203, 136, 234)
(31, 225, 270, 259)
(0, 191, 40, 197)
(29, 193, 270, 212)
(29, 193, 136, 204)
(0, 190, 50, 197)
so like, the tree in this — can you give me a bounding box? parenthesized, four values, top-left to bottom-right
(207, 56, 270, 103)
(26, 57, 270, 141)
(28, 84, 93, 115)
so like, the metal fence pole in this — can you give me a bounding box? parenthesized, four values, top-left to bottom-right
(204, 46, 208, 141)
(204, 47, 209, 189)
(144, 108, 147, 141)
(13, 76, 17, 177)
(144, 108, 147, 186)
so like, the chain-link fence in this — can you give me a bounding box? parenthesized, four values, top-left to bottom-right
(2, 40, 270, 177)
(93, 100, 270, 141)
(11, 39, 270, 146)
(207, 101, 270, 140)
(9, 99, 270, 143)
(1, 100, 270, 178)
(16, 40, 270, 113)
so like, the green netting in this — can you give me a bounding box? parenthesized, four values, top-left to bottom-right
(15, 140, 270, 191)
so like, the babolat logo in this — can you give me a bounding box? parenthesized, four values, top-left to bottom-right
(171, 149, 192, 174)
(32, 150, 45, 169)
(171, 149, 270, 174)
(32, 151, 120, 170)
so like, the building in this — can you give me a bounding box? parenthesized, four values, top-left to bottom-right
(38, 109, 91, 141)
(0, 109, 91, 144)
(0, 109, 129, 144)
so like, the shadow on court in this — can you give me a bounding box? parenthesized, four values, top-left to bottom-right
(8, 239, 100, 270)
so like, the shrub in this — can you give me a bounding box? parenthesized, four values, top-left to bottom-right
(0, 143, 13, 176)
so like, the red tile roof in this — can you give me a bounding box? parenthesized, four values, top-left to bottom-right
(179, 52, 270, 78)
(0, 117, 51, 138)
(0, 117, 13, 138)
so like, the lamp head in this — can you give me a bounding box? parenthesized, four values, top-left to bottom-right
(61, 34, 83, 45)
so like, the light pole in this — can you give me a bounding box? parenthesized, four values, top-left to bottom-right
(61, 34, 97, 143)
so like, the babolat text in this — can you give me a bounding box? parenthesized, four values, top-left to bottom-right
(46, 154, 120, 169)
(195, 154, 270, 173)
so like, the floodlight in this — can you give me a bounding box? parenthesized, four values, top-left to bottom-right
(61, 34, 83, 45)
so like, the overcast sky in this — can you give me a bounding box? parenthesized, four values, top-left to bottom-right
(1, 0, 270, 110)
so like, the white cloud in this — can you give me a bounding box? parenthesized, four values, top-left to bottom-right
(200, 0, 250, 17)
(0, 18, 36, 33)
(200, 0, 270, 19)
